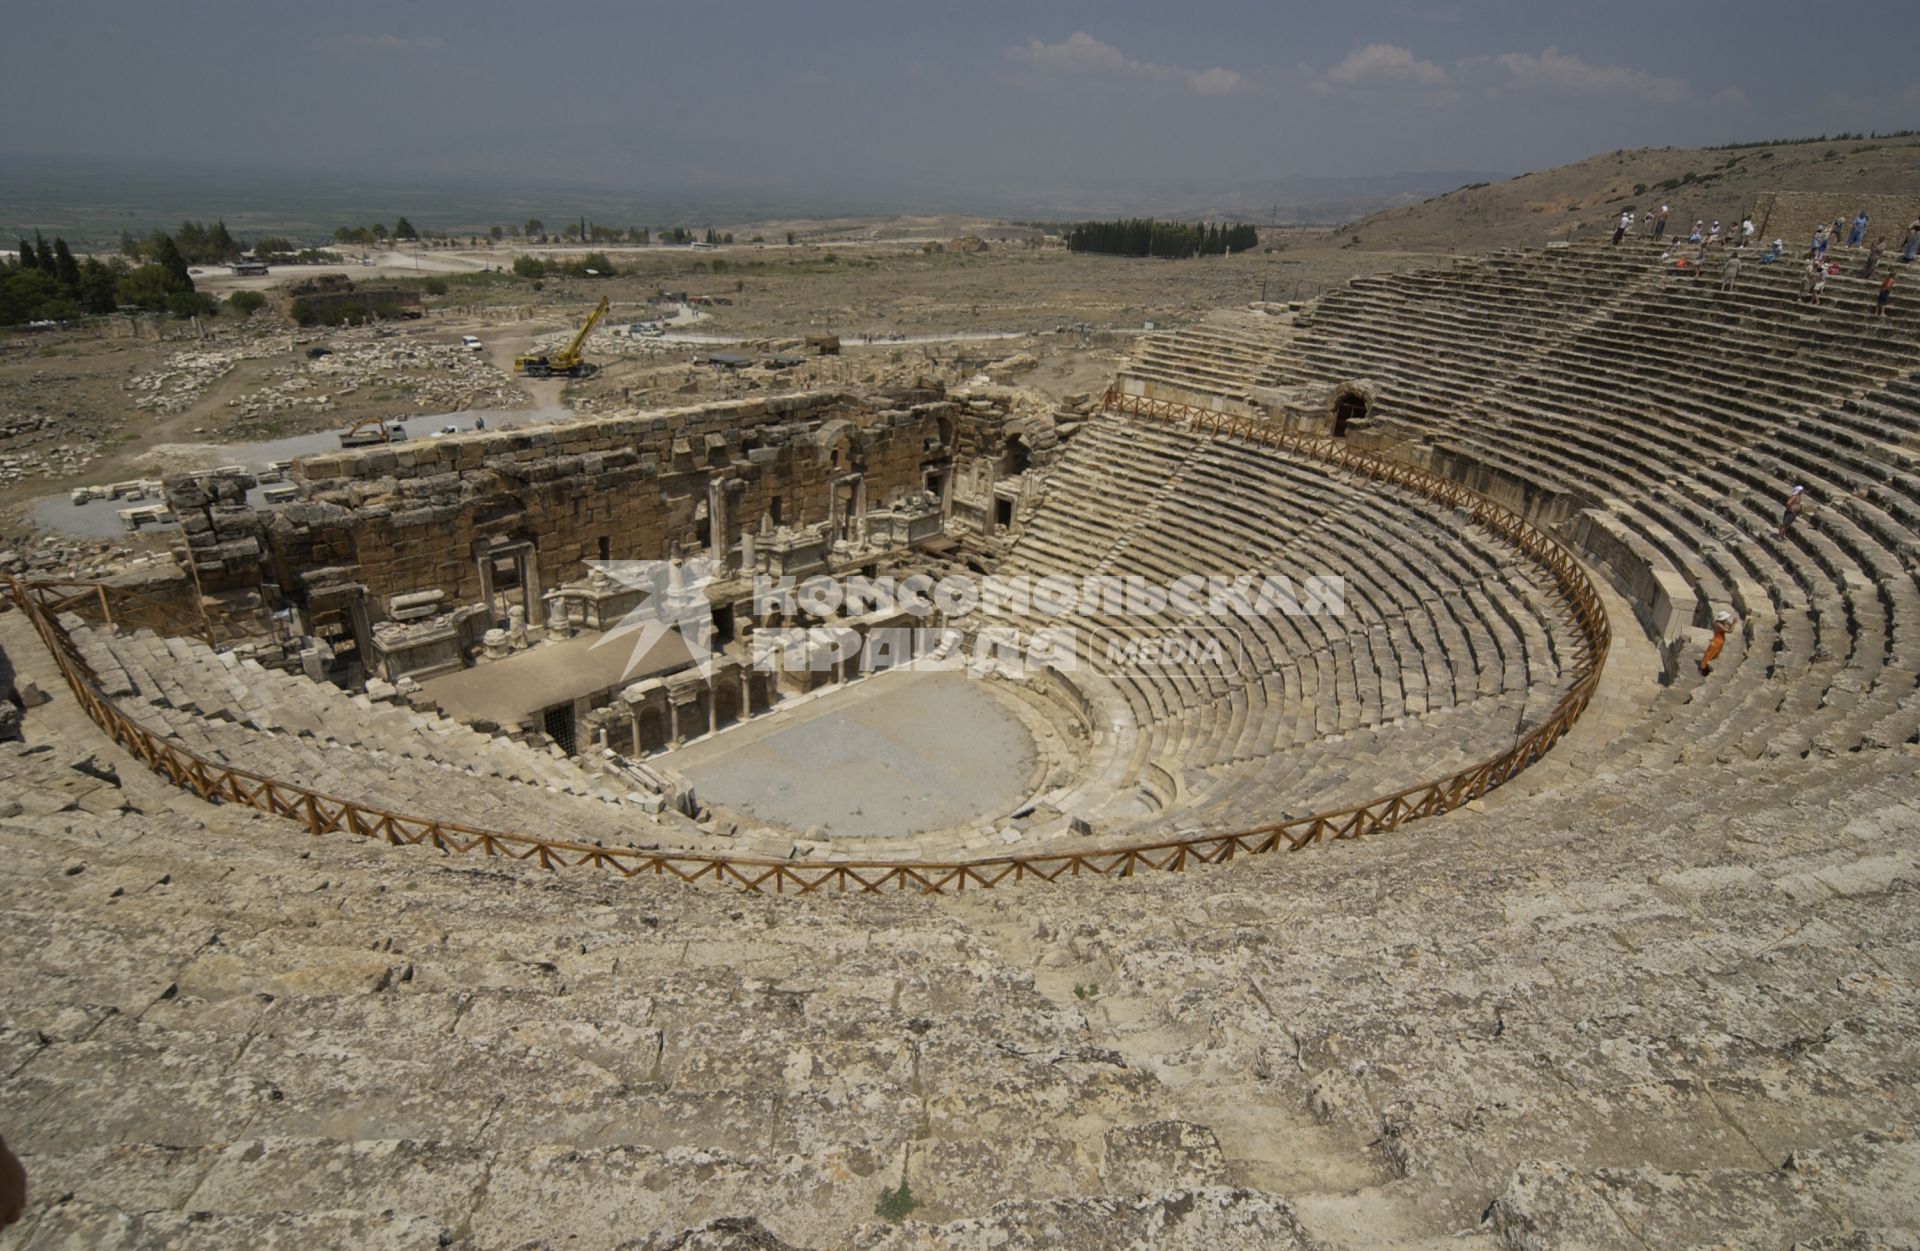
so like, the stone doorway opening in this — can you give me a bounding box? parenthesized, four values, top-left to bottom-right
(543, 703, 577, 753)
(1331, 389, 1370, 438)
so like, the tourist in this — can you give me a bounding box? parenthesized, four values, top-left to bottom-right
(0, 1133, 22, 1230)
(1872, 273, 1895, 319)
(1654, 204, 1670, 239)
(1690, 220, 1704, 243)
(1861, 238, 1887, 279)
(1699, 610, 1736, 676)
(1709, 220, 1722, 244)
(1741, 217, 1756, 247)
(1777, 484, 1806, 539)
(1813, 226, 1830, 261)
(1761, 238, 1784, 264)
(474, 416, 485, 431)
(1721, 251, 1742, 292)
(1613, 210, 1631, 245)
(1905, 221, 1920, 263)
(1800, 258, 1822, 303)
(1849, 210, 1869, 247)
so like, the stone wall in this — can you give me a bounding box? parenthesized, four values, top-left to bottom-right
(170, 387, 1021, 632)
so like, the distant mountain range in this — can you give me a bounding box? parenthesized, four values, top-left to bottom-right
(0, 152, 1507, 249)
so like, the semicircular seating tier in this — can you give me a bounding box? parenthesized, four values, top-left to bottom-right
(969, 414, 1583, 833)
(1123, 240, 1920, 768)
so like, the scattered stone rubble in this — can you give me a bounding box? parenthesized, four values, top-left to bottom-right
(123, 327, 524, 421)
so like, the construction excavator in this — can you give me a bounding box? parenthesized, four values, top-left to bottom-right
(514, 296, 610, 378)
(337, 415, 407, 447)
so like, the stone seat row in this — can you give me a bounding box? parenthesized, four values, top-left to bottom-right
(68, 625, 618, 799)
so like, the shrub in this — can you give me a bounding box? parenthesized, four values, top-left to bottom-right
(167, 291, 218, 319)
(512, 255, 547, 279)
(423, 277, 449, 296)
(874, 1180, 917, 1222)
(227, 290, 267, 316)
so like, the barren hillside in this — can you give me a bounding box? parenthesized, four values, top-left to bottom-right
(1337, 135, 1920, 252)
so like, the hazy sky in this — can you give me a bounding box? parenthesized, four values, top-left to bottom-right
(6, 0, 1917, 200)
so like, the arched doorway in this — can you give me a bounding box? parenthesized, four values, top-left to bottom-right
(1004, 434, 1032, 476)
(1330, 389, 1370, 438)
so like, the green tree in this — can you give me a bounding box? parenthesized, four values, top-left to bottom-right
(524, 218, 544, 239)
(227, 290, 267, 316)
(52, 238, 80, 291)
(394, 216, 418, 241)
(0, 267, 62, 323)
(167, 290, 217, 319)
(116, 264, 182, 310)
(151, 234, 193, 290)
(489, 225, 504, 242)
(77, 257, 122, 314)
(786, 231, 796, 245)
(371, 223, 388, 242)
(18, 239, 35, 271)
(118, 229, 141, 260)
(34, 231, 54, 273)
(512, 254, 547, 278)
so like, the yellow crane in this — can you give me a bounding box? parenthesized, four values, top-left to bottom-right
(514, 296, 610, 377)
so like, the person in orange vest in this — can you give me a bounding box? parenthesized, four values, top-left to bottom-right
(1699, 610, 1736, 676)
(0, 1132, 24, 1230)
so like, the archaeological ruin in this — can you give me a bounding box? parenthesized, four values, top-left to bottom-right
(6, 235, 1920, 1249)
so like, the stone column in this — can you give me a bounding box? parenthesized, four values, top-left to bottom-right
(708, 480, 729, 565)
(476, 549, 496, 620)
(521, 546, 543, 627)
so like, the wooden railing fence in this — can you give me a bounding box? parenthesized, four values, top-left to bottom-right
(9, 394, 1609, 894)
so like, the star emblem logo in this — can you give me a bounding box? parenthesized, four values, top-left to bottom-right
(586, 558, 721, 682)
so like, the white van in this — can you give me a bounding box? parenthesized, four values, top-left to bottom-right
(461, 335, 484, 351)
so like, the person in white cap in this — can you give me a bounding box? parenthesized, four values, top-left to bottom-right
(1777, 484, 1806, 539)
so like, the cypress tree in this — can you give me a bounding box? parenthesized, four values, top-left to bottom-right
(152, 234, 193, 291)
(52, 238, 80, 290)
